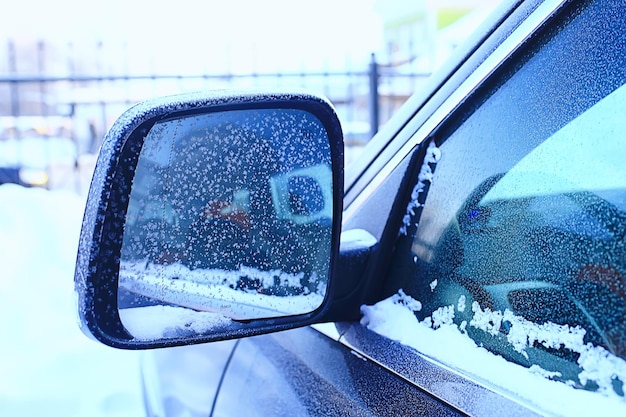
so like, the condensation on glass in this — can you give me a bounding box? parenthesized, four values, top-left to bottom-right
(117, 108, 333, 340)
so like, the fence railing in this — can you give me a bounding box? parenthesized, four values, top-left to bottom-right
(1, 43, 430, 192)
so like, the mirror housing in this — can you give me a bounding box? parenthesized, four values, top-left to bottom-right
(74, 91, 347, 349)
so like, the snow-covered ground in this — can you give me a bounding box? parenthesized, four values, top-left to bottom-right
(0, 184, 144, 417)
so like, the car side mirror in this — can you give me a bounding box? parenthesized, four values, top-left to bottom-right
(74, 91, 346, 349)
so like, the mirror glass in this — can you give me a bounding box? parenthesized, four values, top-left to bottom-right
(117, 108, 333, 341)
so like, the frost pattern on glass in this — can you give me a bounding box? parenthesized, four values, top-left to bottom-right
(118, 108, 333, 339)
(399, 141, 441, 236)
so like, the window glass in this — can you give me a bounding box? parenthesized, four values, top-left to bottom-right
(117, 108, 334, 339)
(362, 1, 626, 414)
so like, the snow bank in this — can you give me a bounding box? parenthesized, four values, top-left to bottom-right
(0, 184, 143, 417)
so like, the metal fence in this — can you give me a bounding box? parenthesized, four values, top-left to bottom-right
(0, 39, 430, 192)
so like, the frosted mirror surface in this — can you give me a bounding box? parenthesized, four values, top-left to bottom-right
(118, 109, 333, 340)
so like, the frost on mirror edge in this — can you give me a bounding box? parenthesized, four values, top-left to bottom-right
(118, 108, 333, 341)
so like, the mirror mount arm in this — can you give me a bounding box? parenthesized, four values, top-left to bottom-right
(325, 229, 378, 321)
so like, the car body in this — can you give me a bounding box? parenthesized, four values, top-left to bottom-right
(75, 0, 626, 416)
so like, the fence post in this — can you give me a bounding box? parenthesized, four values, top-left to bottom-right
(38, 41, 48, 117)
(368, 53, 380, 139)
(8, 39, 20, 117)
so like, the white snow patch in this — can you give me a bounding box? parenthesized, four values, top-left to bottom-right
(470, 301, 503, 337)
(119, 305, 233, 341)
(459, 320, 468, 333)
(431, 305, 455, 329)
(361, 289, 626, 416)
(529, 365, 562, 380)
(457, 294, 466, 313)
(399, 141, 441, 235)
(0, 184, 143, 416)
(395, 288, 422, 312)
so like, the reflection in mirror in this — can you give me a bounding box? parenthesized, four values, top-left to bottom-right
(118, 109, 333, 341)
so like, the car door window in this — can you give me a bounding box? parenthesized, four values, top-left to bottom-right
(362, 1, 626, 414)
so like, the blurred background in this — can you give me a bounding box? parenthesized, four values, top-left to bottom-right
(0, 0, 500, 416)
(1, 0, 500, 192)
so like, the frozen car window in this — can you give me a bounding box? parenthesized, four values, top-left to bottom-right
(364, 1, 626, 415)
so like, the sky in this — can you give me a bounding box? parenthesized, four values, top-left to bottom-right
(1, 0, 384, 73)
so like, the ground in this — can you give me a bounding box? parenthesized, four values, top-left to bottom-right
(0, 184, 144, 417)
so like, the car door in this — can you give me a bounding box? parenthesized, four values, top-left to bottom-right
(342, 0, 626, 416)
(211, 326, 463, 416)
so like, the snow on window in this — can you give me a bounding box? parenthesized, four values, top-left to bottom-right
(119, 304, 233, 341)
(399, 141, 441, 236)
(470, 302, 503, 337)
(361, 289, 626, 416)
